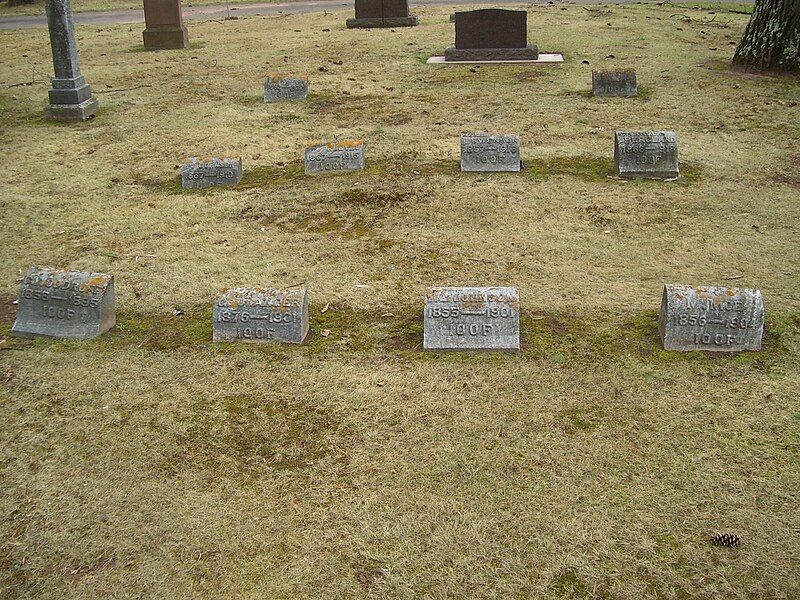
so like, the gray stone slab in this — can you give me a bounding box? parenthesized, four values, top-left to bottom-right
(181, 156, 243, 189)
(592, 68, 637, 96)
(658, 284, 764, 352)
(213, 288, 309, 343)
(11, 266, 115, 339)
(461, 134, 520, 172)
(424, 287, 520, 352)
(304, 141, 366, 175)
(264, 76, 308, 102)
(614, 131, 679, 179)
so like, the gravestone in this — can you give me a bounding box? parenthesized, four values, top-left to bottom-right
(305, 141, 366, 175)
(658, 284, 764, 352)
(346, 0, 418, 28)
(592, 69, 637, 97)
(424, 287, 520, 352)
(11, 266, 115, 339)
(446, 10, 538, 62)
(181, 156, 243, 189)
(461, 134, 520, 172)
(264, 76, 308, 102)
(44, 0, 99, 122)
(614, 131, 679, 179)
(213, 288, 309, 343)
(143, 0, 188, 50)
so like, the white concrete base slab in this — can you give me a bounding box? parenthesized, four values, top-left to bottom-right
(427, 53, 564, 65)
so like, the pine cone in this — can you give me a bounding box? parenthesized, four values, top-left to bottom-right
(710, 532, 743, 547)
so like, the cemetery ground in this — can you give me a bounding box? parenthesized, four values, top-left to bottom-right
(1, 3, 799, 598)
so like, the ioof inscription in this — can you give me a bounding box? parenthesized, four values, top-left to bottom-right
(461, 134, 520, 172)
(592, 69, 637, 97)
(658, 284, 764, 352)
(264, 76, 308, 102)
(304, 141, 366, 175)
(424, 287, 520, 352)
(213, 287, 309, 344)
(614, 131, 679, 179)
(11, 266, 115, 339)
(181, 156, 243, 189)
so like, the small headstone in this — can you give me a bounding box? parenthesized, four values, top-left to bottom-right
(264, 76, 308, 102)
(446, 10, 538, 62)
(11, 266, 115, 339)
(346, 0, 418, 28)
(424, 287, 520, 352)
(142, 0, 188, 50)
(592, 69, 637, 97)
(614, 131, 679, 179)
(305, 141, 366, 175)
(658, 284, 764, 352)
(181, 156, 243, 189)
(461, 134, 520, 172)
(213, 288, 309, 343)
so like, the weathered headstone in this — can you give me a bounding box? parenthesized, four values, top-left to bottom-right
(11, 266, 115, 339)
(614, 131, 679, 179)
(143, 0, 188, 50)
(305, 141, 366, 175)
(264, 76, 308, 102)
(181, 156, 243, 189)
(658, 284, 764, 352)
(446, 10, 538, 62)
(346, 0, 418, 28)
(461, 134, 520, 172)
(213, 288, 309, 343)
(44, 0, 99, 122)
(592, 69, 637, 97)
(424, 287, 520, 352)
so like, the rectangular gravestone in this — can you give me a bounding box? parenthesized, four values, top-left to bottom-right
(461, 134, 520, 172)
(424, 287, 520, 352)
(11, 266, 115, 339)
(143, 0, 188, 50)
(213, 288, 309, 343)
(614, 131, 679, 179)
(305, 141, 366, 175)
(181, 156, 243, 189)
(347, 0, 418, 27)
(264, 76, 308, 102)
(446, 10, 538, 61)
(658, 284, 764, 352)
(592, 69, 637, 97)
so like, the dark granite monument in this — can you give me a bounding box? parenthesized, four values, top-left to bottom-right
(346, 0, 418, 28)
(445, 9, 538, 62)
(143, 0, 188, 50)
(44, 0, 99, 122)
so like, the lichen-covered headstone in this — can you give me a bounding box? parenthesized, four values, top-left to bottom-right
(658, 284, 764, 352)
(592, 69, 637, 97)
(424, 287, 520, 352)
(614, 131, 679, 179)
(11, 266, 115, 339)
(213, 288, 309, 343)
(460, 134, 520, 172)
(304, 141, 366, 175)
(181, 156, 243, 189)
(264, 76, 308, 102)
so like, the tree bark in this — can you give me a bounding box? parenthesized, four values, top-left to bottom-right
(732, 0, 800, 73)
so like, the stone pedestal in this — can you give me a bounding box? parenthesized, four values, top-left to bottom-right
(44, 0, 99, 122)
(143, 0, 188, 49)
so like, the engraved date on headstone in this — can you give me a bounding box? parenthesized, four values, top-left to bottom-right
(181, 156, 243, 189)
(11, 266, 115, 339)
(264, 76, 308, 102)
(658, 284, 764, 352)
(592, 69, 637, 97)
(614, 131, 679, 179)
(213, 287, 309, 343)
(304, 141, 366, 175)
(460, 134, 520, 172)
(424, 287, 520, 352)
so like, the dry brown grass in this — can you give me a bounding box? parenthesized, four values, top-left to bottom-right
(1, 4, 799, 598)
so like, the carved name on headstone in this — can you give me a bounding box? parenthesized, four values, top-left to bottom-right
(346, 0, 418, 27)
(614, 131, 679, 179)
(592, 69, 637, 97)
(213, 288, 309, 343)
(446, 10, 538, 62)
(264, 76, 308, 102)
(305, 141, 366, 175)
(424, 287, 520, 352)
(461, 134, 520, 172)
(658, 284, 764, 352)
(11, 266, 115, 339)
(181, 156, 243, 189)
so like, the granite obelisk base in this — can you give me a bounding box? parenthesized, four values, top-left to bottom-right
(142, 0, 189, 49)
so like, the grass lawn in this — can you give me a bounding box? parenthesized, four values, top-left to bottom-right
(1, 4, 798, 598)
(0, 0, 292, 17)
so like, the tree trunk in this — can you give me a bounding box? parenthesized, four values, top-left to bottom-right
(732, 0, 800, 73)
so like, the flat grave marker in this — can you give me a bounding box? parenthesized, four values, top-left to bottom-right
(181, 156, 243, 189)
(592, 69, 637, 97)
(264, 76, 308, 102)
(305, 141, 366, 175)
(461, 134, 520, 172)
(213, 288, 309, 343)
(614, 131, 679, 179)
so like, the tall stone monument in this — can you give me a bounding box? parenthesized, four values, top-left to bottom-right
(44, 0, 99, 122)
(445, 10, 538, 62)
(346, 0, 418, 28)
(143, 0, 188, 50)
